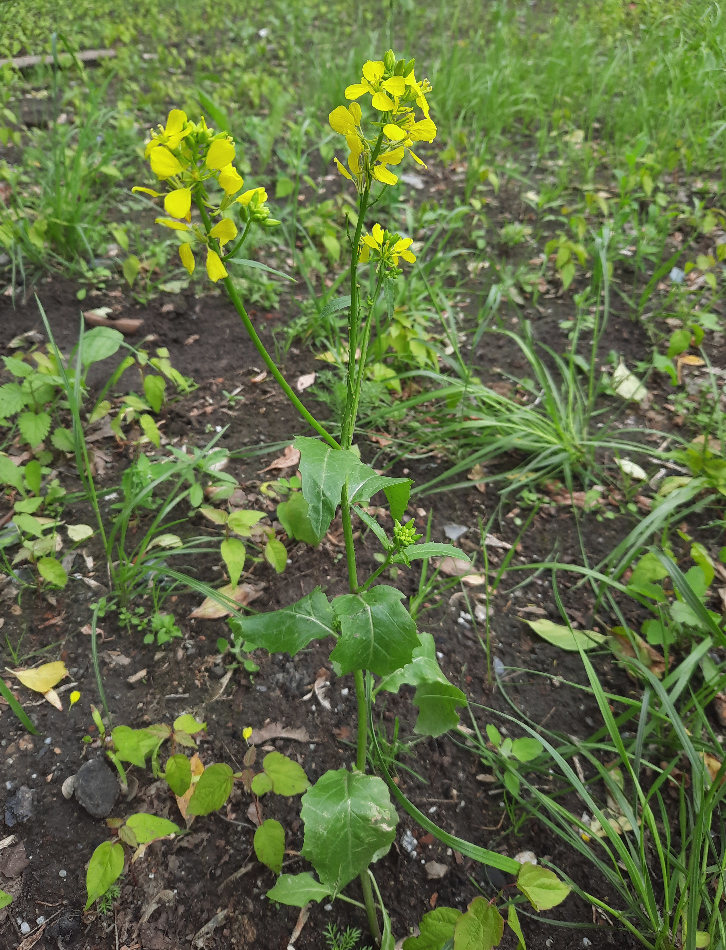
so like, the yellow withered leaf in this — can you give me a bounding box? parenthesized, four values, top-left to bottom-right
(11, 661, 68, 693)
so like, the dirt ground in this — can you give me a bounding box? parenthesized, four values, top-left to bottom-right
(0, 265, 721, 950)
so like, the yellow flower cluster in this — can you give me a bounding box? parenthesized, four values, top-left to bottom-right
(359, 223, 416, 273)
(329, 51, 437, 191)
(134, 110, 271, 282)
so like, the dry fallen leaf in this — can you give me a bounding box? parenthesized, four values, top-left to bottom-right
(258, 444, 301, 474)
(250, 370, 267, 383)
(434, 556, 486, 586)
(10, 661, 68, 693)
(296, 372, 316, 392)
(467, 463, 486, 493)
(249, 722, 311, 744)
(176, 753, 204, 822)
(189, 583, 264, 619)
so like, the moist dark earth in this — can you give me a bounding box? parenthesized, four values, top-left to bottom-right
(0, 265, 723, 950)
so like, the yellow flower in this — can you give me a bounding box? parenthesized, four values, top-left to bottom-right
(144, 109, 191, 158)
(132, 186, 162, 198)
(218, 164, 244, 196)
(243, 726, 253, 741)
(405, 71, 432, 118)
(164, 187, 192, 219)
(209, 217, 238, 248)
(206, 138, 236, 171)
(359, 223, 416, 270)
(372, 146, 405, 186)
(236, 187, 268, 207)
(69, 690, 80, 708)
(149, 146, 185, 180)
(206, 248, 228, 282)
(346, 61, 406, 112)
(179, 243, 195, 275)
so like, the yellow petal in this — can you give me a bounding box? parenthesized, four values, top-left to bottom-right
(407, 148, 427, 166)
(359, 244, 370, 263)
(155, 218, 191, 231)
(165, 109, 188, 136)
(236, 187, 267, 207)
(209, 217, 238, 247)
(206, 249, 228, 282)
(206, 138, 236, 170)
(373, 165, 398, 186)
(218, 163, 244, 196)
(349, 101, 362, 124)
(12, 661, 68, 693)
(69, 690, 81, 707)
(394, 237, 413, 252)
(371, 223, 384, 244)
(164, 187, 192, 219)
(417, 94, 430, 118)
(383, 123, 406, 142)
(329, 105, 356, 135)
(380, 146, 405, 166)
(149, 146, 184, 179)
(408, 118, 437, 142)
(399, 249, 416, 263)
(362, 234, 378, 249)
(345, 83, 369, 100)
(334, 157, 353, 181)
(179, 243, 195, 275)
(132, 186, 162, 197)
(346, 135, 363, 174)
(371, 91, 394, 111)
(382, 76, 405, 97)
(362, 60, 385, 83)
(243, 726, 253, 741)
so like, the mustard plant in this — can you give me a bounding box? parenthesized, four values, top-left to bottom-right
(135, 50, 569, 945)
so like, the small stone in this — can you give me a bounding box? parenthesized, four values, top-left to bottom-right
(209, 666, 226, 680)
(492, 657, 506, 677)
(514, 850, 537, 866)
(61, 775, 76, 800)
(20, 921, 30, 935)
(4, 785, 33, 827)
(582, 940, 592, 948)
(73, 758, 119, 818)
(59, 869, 66, 878)
(444, 524, 468, 541)
(425, 861, 448, 880)
(401, 829, 418, 856)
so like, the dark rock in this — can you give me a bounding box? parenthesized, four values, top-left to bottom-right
(4, 785, 33, 827)
(209, 665, 227, 679)
(46, 912, 80, 942)
(73, 757, 119, 818)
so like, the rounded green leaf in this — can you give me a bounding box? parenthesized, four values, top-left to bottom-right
(254, 819, 285, 875)
(512, 737, 543, 762)
(262, 752, 309, 796)
(331, 585, 419, 676)
(187, 763, 234, 816)
(402, 907, 462, 950)
(85, 841, 124, 910)
(300, 769, 398, 893)
(125, 813, 179, 844)
(266, 872, 332, 906)
(221, 538, 246, 587)
(37, 557, 68, 589)
(227, 509, 265, 536)
(276, 492, 319, 546)
(51, 427, 75, 452)
(265, 538, 287, 573)
(454, 897, 504, 950)
(251, 772, 273, 797)
(165, 754, 192, 796)
(173, 714, 207, 735)
(517, 862, 571, 910)
(81, 326, 124, 365)
(68, 524, 94, 542)
(140, 414, 160, 448)
(19, 410, 51, 448)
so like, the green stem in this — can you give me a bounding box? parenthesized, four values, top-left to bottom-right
(193, 195, 339, 449)
(349, 270, 385, 437)
(360, 868, 381, 945)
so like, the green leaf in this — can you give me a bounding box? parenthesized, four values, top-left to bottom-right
(227, 509, 265, 536)
(221, 538, 246, 587)
(251, 772, 273, 796)
(667, 328, 692, 357)
(236, 587, 335, 657)
(412, 681, 467, 737)
(125, 813, 179, 844)
(516, 863, 571, 911)
(187, 763, 234, 816)
(355, 506, 392, 551)
(259, 751, 309, 796)
(13, 513, 44, 537)
(507, 904, 525, 950)
(691, 542, 715, 588)
(454, 897, 504, 950)
(346, 461, 410, 512)
(18, 410, 51, 447)
(37, 557, 68, 589)
(524, 619, 606, 652)
(51, 427, 75, 452)
(24, 459, 41, 494)
(277, 492, 320, 546)
(81, 326, 124, 366)
(68, 524, 94, 542)
(2, 356, 33, 378)
(112, 725, 164, 768)
(89, 400, 112, 424)
(173, 714, 206, 735)
(0, 888, 12, 909)
(140, 414, 160, 447)
(294, 436, 358, 539)
(512, 738, 542, 762)
(300, 769, 398, 893)
(0, 382, 26, 416)
(331, 585, 419, 676)
(165, 754, 192, 796)
(384, 480, 411, 522)
(266, 872, 332, 906)
(198, 90, 230, 132)
(143, 375, 166, 413)
(402, 907, 462, 950)
(0, 454, 25, 491)
(85, 841, 124, 910)
(254, 819, 285, 875)
(265, 538, 287, 573)
(122, 254, 141, 288)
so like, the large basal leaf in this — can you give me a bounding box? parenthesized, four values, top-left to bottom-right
(254, 819, 285, 875)
(516, 863, 571, 910)
(266, 872, 332, 906)
(454, 897, 504, 950)
(402, 907, 462, 950)
(238, 587, 335, 656)
(276, 492, 320, 546)
(294, 436, 358, 539)
(81, 326, 124, 365)
(300, 769, 398, 894)
(347, 460, 410, 512)
(125, 813, 179, 844)
(85, 841, 124, 910)
(186, 763, 234, 816)
(330, 585, 419, 676)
